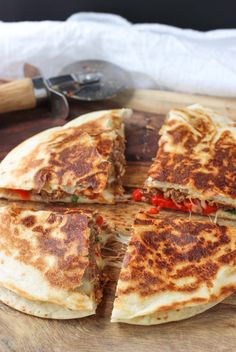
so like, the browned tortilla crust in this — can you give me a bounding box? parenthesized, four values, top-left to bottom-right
(117, 212, 236, 309)
(0, 205, 97, 291)
(148, 107, 236, 200)
(0, 110, 126, 203)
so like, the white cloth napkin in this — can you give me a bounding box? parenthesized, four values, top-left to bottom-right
(0, 12, 236, 97)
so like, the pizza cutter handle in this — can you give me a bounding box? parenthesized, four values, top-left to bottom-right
(0, 78, 37, 114)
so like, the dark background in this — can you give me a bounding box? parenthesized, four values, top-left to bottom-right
(1, 0, 236, 30)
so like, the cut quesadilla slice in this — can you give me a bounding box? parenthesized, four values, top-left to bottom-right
(0, 204, 107, 319)
(0, 109, 131, 204)
(111, 211, 236, 325)
(133, 104, 236, 219)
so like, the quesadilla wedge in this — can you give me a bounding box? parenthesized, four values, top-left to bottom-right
(111, 211, 236, 325)
(0, 204, 106, 319)
(0, 109, 131, 204)
(133, 104, 236, 219)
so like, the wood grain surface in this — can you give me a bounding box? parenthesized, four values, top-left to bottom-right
(0, 78, 36, 114)
(0, 89, 235, 352)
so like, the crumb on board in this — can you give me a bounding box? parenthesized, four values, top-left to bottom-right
(146, 124, 155, 130)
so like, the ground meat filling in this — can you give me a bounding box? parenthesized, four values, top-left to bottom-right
(163, 189, 187, 203)
(88, 224, 103, 304)
(109, 135, 126, 196)
(163, 188, 235, 212)
(140, 188, 236, 215)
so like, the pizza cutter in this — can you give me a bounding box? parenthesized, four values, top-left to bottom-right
(0, 60, 131, 119)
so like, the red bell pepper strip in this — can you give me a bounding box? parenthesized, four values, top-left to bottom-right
(96, 215, 104, 226)
(147, 207, 159, 214)
(132, 189, 218, 215)
(11, 189, 30, 200)
(202, 204, 218, 215)
(151, 194, 192, 212)
(132, 188, 143, 202)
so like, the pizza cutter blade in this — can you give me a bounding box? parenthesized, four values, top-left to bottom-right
(57, 60, 131, 101)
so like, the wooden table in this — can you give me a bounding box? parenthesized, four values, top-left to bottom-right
(0, 89, 235, 352)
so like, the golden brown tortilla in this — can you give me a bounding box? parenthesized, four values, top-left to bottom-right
(0, 109, 132, 204)
(145, 104, 236, 218)
(111, 211, 236, 324)
(0, 204, 104, 319)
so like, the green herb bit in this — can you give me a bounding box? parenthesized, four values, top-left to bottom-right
(71, 194, 79, 203)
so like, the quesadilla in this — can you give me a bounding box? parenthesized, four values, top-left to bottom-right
(0, 109, 131, 204)
(111, 211, 236, 325)
(134, 104, 236, 219)
(0, 204, 106, 319)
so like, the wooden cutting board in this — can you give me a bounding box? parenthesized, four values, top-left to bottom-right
(0, 89, 236, 352)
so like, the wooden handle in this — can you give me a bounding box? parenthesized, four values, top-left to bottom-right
(0, 78, 36, 114)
